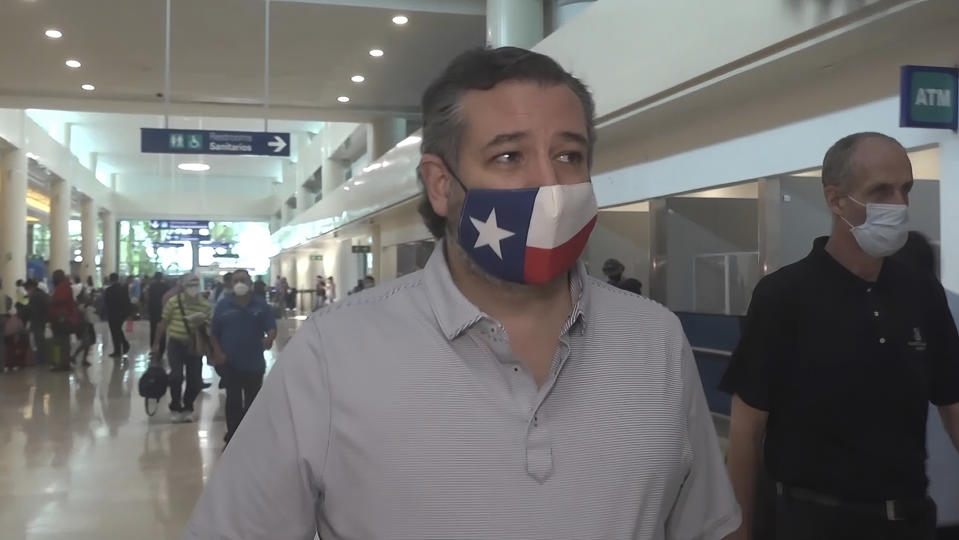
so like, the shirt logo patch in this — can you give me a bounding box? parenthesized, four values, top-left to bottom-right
(908, 327, 927, 352)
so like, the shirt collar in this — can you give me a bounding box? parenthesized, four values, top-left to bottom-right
(424, 241, 589, 341)
(808, 236, 896, 290)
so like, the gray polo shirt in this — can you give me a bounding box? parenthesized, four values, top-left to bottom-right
(185, 246, 740, 540)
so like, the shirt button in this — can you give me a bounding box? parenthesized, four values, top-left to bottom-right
(867, 287, 873, 293)
(873, 311, 880, 317)
(879, 338, 886, 344)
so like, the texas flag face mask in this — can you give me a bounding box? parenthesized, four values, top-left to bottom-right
(453, 176, 598, 285)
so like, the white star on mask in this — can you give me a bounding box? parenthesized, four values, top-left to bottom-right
(470, 208, 515, 259)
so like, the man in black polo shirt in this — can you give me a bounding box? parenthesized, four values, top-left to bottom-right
(722, 132, 959, 540)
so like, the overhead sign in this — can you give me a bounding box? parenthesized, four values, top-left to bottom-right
(310, 254, 324, 261)
(140, 128, 291, 157)
(150, 220, 211, 230)
(351, 245, 372, 254)
(169, 232, 211, 242)
(900, 65, 958, 131)
(154, 242, 186, 248)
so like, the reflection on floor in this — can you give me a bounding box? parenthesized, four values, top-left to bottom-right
(0, 320, 296, 540)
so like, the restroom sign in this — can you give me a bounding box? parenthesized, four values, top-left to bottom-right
(900, 65, 958, 131)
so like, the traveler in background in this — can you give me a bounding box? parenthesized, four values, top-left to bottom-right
(326, 276, 336, 303)
(315, 275, 327, 309)
(253, 276, 267, 299)
(127, 276, 140, 319)
(86, 276, 95, 291)
(722, 133, 959, 540)
(214, 272, 234, 304)
(602, 258, 626, 287)
(70, 290, 96, 367)
(104, 273, 132, 358)
(48, 269, 80, 371)
(3, 301, 29, 372)
(210, 269, 277, 444)
(152, 274, 211, 423)
(71, 275, 85, 300)
(148, 272, 171, 361)
(186, 46, 739, 540)
(24, 279, 49, 366)
(15, 279, 29, 307)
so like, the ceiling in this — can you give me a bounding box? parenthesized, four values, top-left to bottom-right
(0, 0, 486, 121)
(2, 0, 486, 210)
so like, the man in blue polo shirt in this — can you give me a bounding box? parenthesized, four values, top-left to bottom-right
(210, 269, 277, 444)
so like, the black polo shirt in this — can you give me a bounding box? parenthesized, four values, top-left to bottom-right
(720, 236, 959, 502)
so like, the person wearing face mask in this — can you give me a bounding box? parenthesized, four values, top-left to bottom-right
(209, 269, 277, 444)
(152, 274, 211, 423)
(721, 132, 959, 540)
(184, 47, 738, 540)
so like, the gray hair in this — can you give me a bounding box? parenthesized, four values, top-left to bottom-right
(821, 132, 904, 190)
(418, 46, 596, 238)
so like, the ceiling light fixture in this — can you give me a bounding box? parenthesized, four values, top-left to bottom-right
(178, 162, 210, 172)
(369, 49, 384, 58)
(392, 15, 409, 25)
(351, 75, 365, 83)
(45, 29, 63, 39)
(65, 59, 81, 68)
(337, 96, 350, 103)
(81, 83, 95, 91)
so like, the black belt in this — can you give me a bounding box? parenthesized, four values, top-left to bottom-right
(776, 482, 928, 522)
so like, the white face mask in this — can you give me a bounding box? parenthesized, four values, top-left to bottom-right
(842, 197, 909, 258)
(185, 285, 201, 297)
(233, 282, 250, 296)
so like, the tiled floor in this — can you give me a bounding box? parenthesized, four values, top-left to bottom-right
(0, 320, 292, 540)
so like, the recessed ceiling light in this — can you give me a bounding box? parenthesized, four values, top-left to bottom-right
(178, 163, 210, 172)
(81, 83, 95, 91)
(343, 186, 351, 191)
(351, 75, 365, 83)
(392, 15, 409, 25)
(369, 49, 384, 58)
(65, 59, 81, 68)
(45, 29, 63, 39)
(337, 96, 350, 103)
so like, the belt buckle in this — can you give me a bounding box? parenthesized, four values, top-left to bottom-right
(885, 500, 903, 521)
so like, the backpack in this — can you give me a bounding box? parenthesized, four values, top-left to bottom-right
(138, 364, 169, 416)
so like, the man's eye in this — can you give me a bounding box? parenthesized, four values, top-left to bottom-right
(492, 152, 521, 164)
(557, 151, 584, 164)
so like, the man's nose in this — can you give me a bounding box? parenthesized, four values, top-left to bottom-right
(527, 153, 561, 187)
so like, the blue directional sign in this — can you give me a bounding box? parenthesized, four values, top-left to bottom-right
(149, 220, 211, 230)
(141, 128, 291, 157)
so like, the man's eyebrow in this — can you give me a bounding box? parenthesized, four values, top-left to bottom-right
(484, 132, 528, 149)
(558, 131, 588, 146)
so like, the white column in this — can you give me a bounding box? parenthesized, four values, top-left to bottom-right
(80, 198, 97, 282)
(100, 210, 116, 277)
(1, 150, 28, 295)
(321, 158, 345, 196)
(371, 224, 382, 283)
(366, 118, 407, 162)
(334, 239, 357, 297)
(487, 0, 544, 48)
(48, 177, 72, 273)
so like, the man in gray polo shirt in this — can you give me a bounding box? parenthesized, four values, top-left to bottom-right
(185, 47, 740, 540)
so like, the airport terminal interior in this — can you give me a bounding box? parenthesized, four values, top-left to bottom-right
(1, 0, 959, 538)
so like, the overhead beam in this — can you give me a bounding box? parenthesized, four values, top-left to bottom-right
(0, 94, 421, 123)
(271, 0, 484, 16)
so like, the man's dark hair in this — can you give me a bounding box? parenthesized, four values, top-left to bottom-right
(24, 279, 37, 290)
(821, 132, 905, 190)
(52, 269, 66, 285)
(417, 46, 596, 238)
(109, 273, 119, 283)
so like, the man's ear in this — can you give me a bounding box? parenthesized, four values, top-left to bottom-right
(419, 154, 452, 218)
(823, 185, 845, 217)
